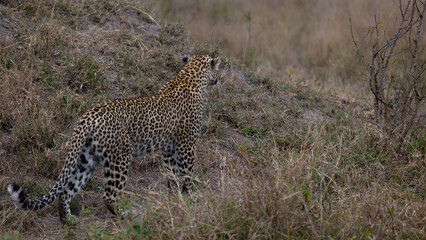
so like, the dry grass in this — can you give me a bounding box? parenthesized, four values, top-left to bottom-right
(0, 0, 424, 239)
(147, 0, 422, 99)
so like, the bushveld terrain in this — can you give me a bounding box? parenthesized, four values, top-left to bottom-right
(0, 0, 424, 239)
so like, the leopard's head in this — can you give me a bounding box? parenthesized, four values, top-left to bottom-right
(182, 55, 221, 86)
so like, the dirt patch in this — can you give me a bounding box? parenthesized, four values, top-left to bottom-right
(128, 155, 165, 193)
(0, 16, 15, 46)
(100, 9, 161, 40)
(302, 109, 324, 124)
(230, 69, 248, 86)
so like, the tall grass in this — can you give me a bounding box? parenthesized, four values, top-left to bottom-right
(147, 0, 417, 97)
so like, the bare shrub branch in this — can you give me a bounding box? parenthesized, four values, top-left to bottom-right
(351, 0, 425, 144)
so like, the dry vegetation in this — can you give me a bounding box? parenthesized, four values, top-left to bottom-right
(0, 0, 424, 239)
(148, 0, 408, 95)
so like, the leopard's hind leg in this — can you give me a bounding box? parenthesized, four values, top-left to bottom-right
(102, 133, 132, 215)
(58, 137, 104, 223)
(102, 154, 131, 215)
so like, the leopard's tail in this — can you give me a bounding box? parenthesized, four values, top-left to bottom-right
(7, 125, 90, 211)
(6, 146, 85, 211)
(6, 151, 84, 211)
(6, 181, 64, 211)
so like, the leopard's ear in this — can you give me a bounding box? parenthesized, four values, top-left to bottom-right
(210, 57, 220, 70)
(182, 55, 189, 64)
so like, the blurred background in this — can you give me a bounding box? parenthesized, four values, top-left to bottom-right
(144, 0, 407, 92)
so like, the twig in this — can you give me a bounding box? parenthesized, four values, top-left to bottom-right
(338, 107, 384, 129)
(50, 0, 57, 22)
(130, 6, 162, 29)
(121, 190, 145, 199)
(411, 0, 425, 78)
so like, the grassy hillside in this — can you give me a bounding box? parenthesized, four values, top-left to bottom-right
(0, 0, 424, 239)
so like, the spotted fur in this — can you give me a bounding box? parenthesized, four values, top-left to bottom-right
(7, 55, 221, 223)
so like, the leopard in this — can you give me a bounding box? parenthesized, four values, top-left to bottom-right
(7, 54, 221, 223)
